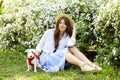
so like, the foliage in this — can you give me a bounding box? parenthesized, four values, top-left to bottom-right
(0, 0, 67, 51)
(94, 0, 120, 66)
(0, 0, 97, 52)
(0, 0, 3, 14)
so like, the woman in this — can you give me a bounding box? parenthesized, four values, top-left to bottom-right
(35, 13, 101, 72)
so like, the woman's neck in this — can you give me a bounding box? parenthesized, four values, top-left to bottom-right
(60, 31, 64, 35)
(59, 31, 65, 40)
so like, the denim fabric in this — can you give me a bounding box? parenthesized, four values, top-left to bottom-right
(39, 48, 68, 72)
(65, 61, 72, 69)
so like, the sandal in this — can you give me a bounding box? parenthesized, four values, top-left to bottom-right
(91, 64, 102, 71)
(80, 63, 97, 72)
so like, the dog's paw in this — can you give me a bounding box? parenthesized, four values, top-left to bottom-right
(26, 69, 30, 72)
(34, 70, 37, 72)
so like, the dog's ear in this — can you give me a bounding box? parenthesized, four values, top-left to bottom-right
(25, 49, 29, 53)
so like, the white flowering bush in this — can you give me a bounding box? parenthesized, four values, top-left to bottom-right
(0, 0, 42, 51)
(94, 0, 120, 67)
(0, 0, 98, 53)
(0, 0, 76, 51)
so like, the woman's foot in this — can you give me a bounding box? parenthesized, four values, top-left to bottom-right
(80, 63, 97, 72)
(91, 63, 102, 71)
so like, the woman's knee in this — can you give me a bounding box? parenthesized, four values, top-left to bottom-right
(69, 46, 78, 52)
(65, 51, 73, 63)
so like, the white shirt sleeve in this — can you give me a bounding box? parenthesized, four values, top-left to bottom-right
(36, 31, 48, 53)
(67, 38, 76, 47)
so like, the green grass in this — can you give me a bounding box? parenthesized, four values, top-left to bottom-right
(0, 49, 120, 80)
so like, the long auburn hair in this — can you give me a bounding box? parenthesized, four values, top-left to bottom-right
(54, 17, 73, 52)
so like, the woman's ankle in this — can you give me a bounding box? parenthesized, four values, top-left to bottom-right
(79, 62, 85, 67)
(80, 63, 95, 72)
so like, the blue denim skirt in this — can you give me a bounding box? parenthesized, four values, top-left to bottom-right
(65, 61, 72, 69)
(39, 48, 69, 72)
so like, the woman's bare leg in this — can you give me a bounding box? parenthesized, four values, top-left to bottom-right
(69, 46, 93, 65)
(66, 51, 85, 66)
(69, 46, 102, 70)
(66, 51, 96, 72)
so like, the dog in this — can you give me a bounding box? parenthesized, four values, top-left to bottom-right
(25, 49, 41, 72)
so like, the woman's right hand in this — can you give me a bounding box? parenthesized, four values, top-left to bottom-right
(35, 50, 40, 56)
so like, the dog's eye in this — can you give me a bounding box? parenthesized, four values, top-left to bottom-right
(32, 52, 35, 54)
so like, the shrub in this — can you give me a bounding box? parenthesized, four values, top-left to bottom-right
(0, 0, 44, 51)
(0, 0, 97, 52)
(0, 0, 3, 14)
(0, 0, 67, 51)
(94, 0, 120, 67)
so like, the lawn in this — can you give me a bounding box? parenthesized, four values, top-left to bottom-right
(0, 49, 120, 80)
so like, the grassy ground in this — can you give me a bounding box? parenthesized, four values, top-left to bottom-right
(0, 49, 120, 80)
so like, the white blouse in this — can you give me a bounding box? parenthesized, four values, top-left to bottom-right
(36, 29, 76, 53)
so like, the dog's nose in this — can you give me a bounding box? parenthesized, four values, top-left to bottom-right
(30, 56, 32, 57)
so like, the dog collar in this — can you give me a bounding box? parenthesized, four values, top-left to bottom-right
(28, 55, 40, 66)
(35, 54, 40, 60)
(28, 57, 34, 66)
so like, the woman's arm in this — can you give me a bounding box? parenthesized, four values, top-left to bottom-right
(67, 24, 76, 47)
(35, 50, 40, 56)
(71, 24, 76, 40)
(36, 30, 48, 55)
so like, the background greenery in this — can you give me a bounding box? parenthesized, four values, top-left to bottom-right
(0, 0, 120, 79)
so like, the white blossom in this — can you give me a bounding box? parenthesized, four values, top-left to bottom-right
(112, 48, 117, 55)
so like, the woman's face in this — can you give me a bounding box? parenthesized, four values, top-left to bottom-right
(58, 19, 67, 32)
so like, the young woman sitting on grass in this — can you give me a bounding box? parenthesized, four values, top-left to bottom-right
(35, 13, 102, 72)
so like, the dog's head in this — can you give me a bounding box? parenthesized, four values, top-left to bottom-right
(25, 49, 36, 58)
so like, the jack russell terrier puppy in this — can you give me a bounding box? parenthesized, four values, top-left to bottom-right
(25, 49, 41, 72)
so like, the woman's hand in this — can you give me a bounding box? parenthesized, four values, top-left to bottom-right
(35, 50, 40, 56)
